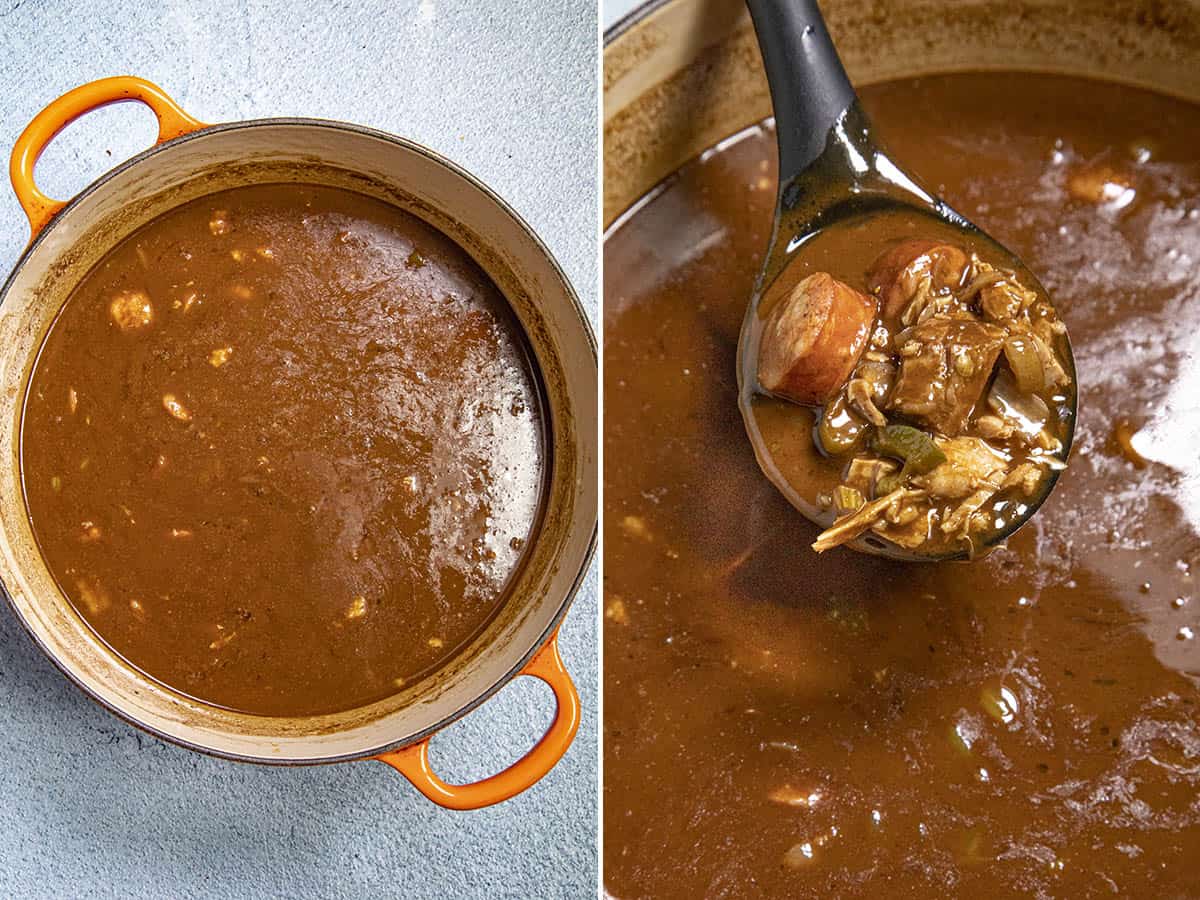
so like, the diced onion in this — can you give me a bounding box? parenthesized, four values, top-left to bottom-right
(988, 369, 1049, 438)
(1003, 335, 1045, 394)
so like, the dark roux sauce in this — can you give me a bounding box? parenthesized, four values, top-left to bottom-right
(604, 73, 1200, 897)
(23, 183, 546, 717)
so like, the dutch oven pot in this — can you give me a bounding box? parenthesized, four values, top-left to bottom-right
(0, 76, 596, 809)
(599, 0, 1200, 885)
(604, 0, 1200, 228)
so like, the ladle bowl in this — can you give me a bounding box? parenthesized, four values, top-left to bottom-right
(736, 0, 1078, 561)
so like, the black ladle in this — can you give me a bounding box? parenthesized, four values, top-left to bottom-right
(736, 0, 1077, 561)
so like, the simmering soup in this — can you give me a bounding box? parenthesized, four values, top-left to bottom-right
(22, 183, 546, 717)
(605, 73, 1200, 897)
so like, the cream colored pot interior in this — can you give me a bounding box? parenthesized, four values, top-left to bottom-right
(604, 0, 1200, 226)
(0, 122, 596, 762)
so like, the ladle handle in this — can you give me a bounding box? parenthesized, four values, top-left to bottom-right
(745, 0, 855, 185)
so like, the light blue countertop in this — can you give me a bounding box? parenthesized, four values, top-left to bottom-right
(604, 0, 644, 30)
(0, 2, 598, 898)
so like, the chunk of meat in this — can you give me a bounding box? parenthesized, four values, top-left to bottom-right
(1002, 461, 1046, 496)
(914, 436, 1009, 499)
(974, 414, 1015, 440)
(109, 290, 154, 331)
(1030, 332, 1071, 389)
(941, 487, 997, 537)
(867, 240, 969, 320)
(844, 457, 899, 498)
(812, 488, 924, 552)
(757, 272, 877, 405)
(161, 393, 192, 422)
(888, 316, 1005, 435)
(979, 281, 1027, 322)
(1066, 163, 1135, 207)
(872, 507, 935, 549)
(74, 576, 110, 615)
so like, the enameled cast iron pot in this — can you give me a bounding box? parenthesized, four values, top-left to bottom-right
(604, 0, 1200, 228)
(0, 77, 596, 810)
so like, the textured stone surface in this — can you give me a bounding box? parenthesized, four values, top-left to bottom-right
(0, 2, 598, 897)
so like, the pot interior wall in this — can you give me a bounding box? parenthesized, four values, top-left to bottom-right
(0, 123, 596, 762)
(604, 0, 1200, 226)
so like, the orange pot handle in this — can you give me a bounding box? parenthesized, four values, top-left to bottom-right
(9, 76, 206, 241)
(376, 631, 581, 810)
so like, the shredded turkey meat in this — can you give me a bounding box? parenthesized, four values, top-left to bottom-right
(794, 240, 1072, 556)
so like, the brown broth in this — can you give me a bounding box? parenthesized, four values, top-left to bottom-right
(22, 183, 546, 717)
(604, 73, 1200, 897)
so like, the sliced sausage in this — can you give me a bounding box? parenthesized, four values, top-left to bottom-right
(757, 272, 877, 406)
(867, 239, 969, 321)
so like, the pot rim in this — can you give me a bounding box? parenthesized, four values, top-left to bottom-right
(0, 116, 597, 765)
(605, 0, 671, 44)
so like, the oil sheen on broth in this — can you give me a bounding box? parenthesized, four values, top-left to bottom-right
(22, 184, 545, 717)
(604, 73, 1200, 897)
